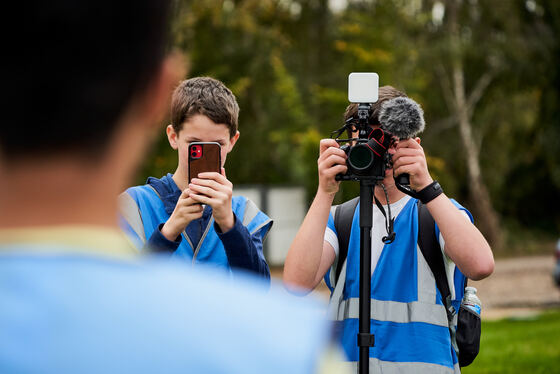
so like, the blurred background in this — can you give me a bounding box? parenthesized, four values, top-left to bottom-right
(139, 0, 559, 257)
(134, 1, 560, 370)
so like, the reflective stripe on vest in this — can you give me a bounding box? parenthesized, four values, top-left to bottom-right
(118, 192, 146, 244)
(339, 358, 460, 374)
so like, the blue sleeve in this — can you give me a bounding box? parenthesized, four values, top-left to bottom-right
(145, 223, 181, 253)
(214, 214, 271, 283)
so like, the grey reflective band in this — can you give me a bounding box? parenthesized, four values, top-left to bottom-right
(332, 297, 449, 327)
(328, 259, 347, 320)
(118, 192, 146, 244)
(190, 217, 214, 264)
(243, 199, 273, 237)
(242, 199, 260, 227)
(345, 358, 460, 374)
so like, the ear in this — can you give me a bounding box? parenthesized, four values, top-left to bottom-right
(415, 137, 421, 145)
(167, 124, 179, 150)
(227, 131, 240, 152)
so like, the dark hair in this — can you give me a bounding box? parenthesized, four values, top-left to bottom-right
(171, 77, 239, 138)
(343, 86, 407, 131)
(1, 1, 172, 161)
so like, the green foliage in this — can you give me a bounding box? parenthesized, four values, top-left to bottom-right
(137, 0, 560, 242)
(462, 310, 560, 373)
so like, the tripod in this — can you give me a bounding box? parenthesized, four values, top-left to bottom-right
(358, 178, 375, 374)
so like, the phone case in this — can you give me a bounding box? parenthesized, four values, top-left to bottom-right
(188, 142, 222, 185)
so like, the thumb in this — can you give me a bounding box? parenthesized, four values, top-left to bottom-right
(221, 167, 226, 178)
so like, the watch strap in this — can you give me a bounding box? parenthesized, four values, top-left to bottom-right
(417, 180, 443, 204)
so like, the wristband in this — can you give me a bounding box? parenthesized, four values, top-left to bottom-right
(417, 180, 443, 204)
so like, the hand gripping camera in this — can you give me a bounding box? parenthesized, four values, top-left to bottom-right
(334, 73, 394, 182)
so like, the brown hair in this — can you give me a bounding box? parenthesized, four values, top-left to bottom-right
(171, 77, 239, 137)
(343, 85, 407, 132)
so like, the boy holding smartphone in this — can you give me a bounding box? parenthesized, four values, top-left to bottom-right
(120, 77, 271, 280)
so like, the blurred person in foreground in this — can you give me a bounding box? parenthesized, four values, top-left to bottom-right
(0, 2, 345, 373)
(119, 77, 271, 281)
(283, 86, 495, 373)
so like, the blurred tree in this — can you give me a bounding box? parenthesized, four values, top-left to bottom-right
(411, 0, 560, 248)
(425, 0, 504, 247)
(497, 0, 560, 233)
(133, 0, 559, 251)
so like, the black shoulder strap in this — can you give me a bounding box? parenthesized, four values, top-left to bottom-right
(417, 200, 453, 319)
(334, 197, 359, 285)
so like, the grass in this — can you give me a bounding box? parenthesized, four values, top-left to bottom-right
(462, 309, 560, 374)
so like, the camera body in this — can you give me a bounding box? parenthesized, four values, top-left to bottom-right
(337, 115, 394, 182)
(335, 73, 394, 182)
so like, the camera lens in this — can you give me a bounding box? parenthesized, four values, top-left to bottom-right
(191, 151, 197, 157)
(348, 144, 373, 171)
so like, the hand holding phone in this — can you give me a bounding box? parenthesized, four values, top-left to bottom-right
(161, 188, 204, 241)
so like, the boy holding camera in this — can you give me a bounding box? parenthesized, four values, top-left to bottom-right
(120, 77, 271, 280)
(283, 85, 494, 372)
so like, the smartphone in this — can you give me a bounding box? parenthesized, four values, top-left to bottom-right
(188, 142, 222, 185)
(348, 72, 379, 103)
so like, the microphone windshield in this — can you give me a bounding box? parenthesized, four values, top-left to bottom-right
(378, 96, 425, 139)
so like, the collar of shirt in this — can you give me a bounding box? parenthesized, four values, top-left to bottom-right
(0, 225, 137, 257)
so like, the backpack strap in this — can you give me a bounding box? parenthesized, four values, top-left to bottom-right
(416, 200, 454, 320)
(333, 197, 359, 286)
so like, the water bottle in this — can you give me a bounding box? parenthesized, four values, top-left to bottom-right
(462, 286, 482, 315)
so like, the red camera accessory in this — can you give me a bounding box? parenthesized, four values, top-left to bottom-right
(365, 128, 391, 158)
(190, 144, 202, 159)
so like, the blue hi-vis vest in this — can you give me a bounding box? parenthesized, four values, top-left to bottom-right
(0, 251, 329, 374)
(119, 185, 271, 271)
(325, 197, 470, 374)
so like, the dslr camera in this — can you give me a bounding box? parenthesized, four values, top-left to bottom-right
(334, 73, 395, 182)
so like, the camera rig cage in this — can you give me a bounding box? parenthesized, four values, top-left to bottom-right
(332, 103, 395, 183)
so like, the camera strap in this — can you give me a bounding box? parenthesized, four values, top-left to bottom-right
(375, 184, 396, 244)
(373, 196, 395, 244)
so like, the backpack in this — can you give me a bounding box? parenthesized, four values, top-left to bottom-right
(332, 198, 480, 367)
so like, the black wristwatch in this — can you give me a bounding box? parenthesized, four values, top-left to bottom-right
(417, 181, 443, 204)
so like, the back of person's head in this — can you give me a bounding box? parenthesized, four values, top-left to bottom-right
(171, 77, 240, 138)
(344, 85, 407, 126)
(2, 1, 171, 163)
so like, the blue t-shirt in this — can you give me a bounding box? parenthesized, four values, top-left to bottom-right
(0, 245, 330, 374)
